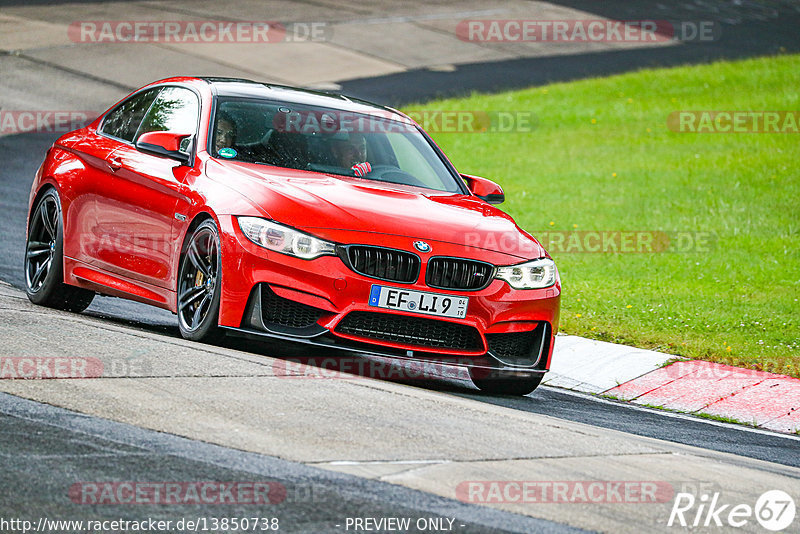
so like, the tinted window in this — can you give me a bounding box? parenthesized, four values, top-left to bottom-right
(135, 86, 200, 151)
(100, 88, 160, 142)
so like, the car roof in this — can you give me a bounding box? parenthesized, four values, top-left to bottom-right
(193, 76, 410, 122)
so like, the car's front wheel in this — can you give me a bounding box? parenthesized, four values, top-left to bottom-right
(24, 189, 95, 311)
(177, 219, 224, 343)
(469, 365, 544, 396)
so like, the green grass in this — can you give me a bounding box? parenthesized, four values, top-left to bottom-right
(405, 54, 800, 376)
(691, 412, 757, 428)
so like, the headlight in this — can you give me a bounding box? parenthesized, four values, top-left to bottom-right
(495, 258, 557, 289)
(237, 217, 336, 260)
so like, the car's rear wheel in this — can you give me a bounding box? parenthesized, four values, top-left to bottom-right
(177, 220, 224, 342)
(469, 365, 544, 396)
(24, 189, 95, 311)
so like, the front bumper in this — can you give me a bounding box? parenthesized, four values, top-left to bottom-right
(217, 215, 561, 370)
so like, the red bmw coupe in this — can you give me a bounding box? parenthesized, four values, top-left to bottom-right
(25, 77, 560, 395)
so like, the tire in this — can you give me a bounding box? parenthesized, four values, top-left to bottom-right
(177, 219, 224, 343)
(469, 366, 544, 396)
(24, 189, 95, 312)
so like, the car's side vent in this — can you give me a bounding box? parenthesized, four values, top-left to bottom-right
(260, 285, 325, 329)
(340, 245, 420, 283)
(486, 322, 550, 368)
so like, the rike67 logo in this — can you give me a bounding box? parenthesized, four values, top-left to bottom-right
(668, 490, 796, 531)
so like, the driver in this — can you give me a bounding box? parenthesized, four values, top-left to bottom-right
(330, 134, 368, 171)
(214, 112, 237, 153)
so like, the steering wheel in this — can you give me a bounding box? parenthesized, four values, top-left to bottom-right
(365, 165, 428, 188)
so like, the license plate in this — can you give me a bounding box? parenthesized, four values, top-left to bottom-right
(368, 285, 468, 319)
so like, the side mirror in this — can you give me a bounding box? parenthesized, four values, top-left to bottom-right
(461, 174, 505, 204)
(135, 131, 192, 165)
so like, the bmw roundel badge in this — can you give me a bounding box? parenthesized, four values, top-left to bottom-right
(413, 241, 431, 253)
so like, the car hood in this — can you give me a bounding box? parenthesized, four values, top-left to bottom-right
(206, 159, 545, 261)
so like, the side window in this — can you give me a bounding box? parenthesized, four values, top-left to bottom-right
(135, 87, 200, 152)
(100, 88, 161, 142)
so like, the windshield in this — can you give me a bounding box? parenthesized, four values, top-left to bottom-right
(210, 98, 463, 193)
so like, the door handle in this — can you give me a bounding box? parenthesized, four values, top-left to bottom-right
(106, 156, 123, 172)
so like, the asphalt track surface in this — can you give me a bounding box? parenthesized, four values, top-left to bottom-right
(0, 394, 580, 534)
(2, 1, 800, 531)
